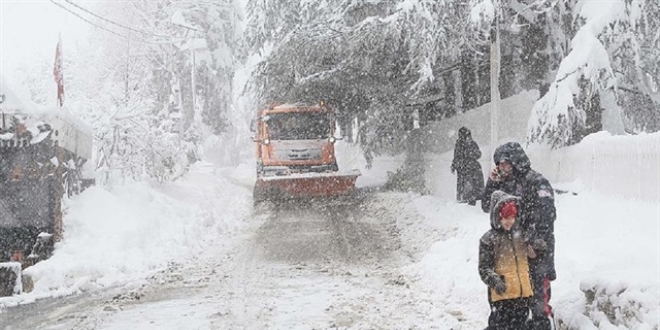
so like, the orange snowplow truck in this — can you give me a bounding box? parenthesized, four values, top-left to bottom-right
(252, 102, 360, 203)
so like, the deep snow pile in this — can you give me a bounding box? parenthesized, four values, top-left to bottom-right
(0, 162, 253, 308)
(397, 186, 659, 329)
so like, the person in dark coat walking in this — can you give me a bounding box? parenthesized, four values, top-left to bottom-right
(479, 190, 533, 330)
(482, 142, 557, 330)
(451, 127, 484, 205)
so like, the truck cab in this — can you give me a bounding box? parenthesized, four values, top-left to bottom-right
(254, 102, 339, 176)
(252, 102, 359, 202)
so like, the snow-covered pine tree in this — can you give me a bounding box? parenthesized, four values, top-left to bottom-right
(615, 0, 660, 133)
(468, 0, 576, 102)
(242, 0, 472, 157)
(527, 0, 649, 148)
(169, 1, 240, 136)
(508, 0, 575, 97)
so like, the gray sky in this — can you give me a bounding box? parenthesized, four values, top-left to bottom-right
(0, 0, 88, 80)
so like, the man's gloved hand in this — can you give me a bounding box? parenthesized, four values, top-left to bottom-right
(532, 239, 547, 251)
(494, 279, 506, 295)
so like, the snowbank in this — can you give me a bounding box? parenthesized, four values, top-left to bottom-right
(0, 162, 252, 308)
(396, 188, 659, 328)
(413, 149, 660, 328)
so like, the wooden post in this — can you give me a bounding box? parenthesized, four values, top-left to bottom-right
(53, 145, 64, 242)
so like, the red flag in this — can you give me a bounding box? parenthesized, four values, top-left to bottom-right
(53, 39, 64, 107)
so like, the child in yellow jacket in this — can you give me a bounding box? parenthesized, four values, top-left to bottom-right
(479, 190, 533, 330)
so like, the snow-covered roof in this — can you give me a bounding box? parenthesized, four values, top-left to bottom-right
(0, 75, 28, 113)
(0, 75, 93, 159)
(1, 74, 91, 131)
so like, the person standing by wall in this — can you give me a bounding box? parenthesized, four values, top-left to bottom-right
(479, 190, 533, 330)
(451, 127, 484, 206)
(481, 142, 557, 330)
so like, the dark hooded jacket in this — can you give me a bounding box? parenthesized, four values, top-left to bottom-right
(481, 142, 556, 280)
(451, 127, 484, 203)
(478, 190, 533, 302)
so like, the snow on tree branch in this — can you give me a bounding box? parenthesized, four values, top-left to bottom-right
(527, 0, 645, 148)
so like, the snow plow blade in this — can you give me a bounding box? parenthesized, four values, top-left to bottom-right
(254, 170, 360, 202)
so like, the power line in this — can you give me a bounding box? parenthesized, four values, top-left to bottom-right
(49, 0, 130, 40)
(49, 0, 178, 45)
(62, 0, 171, 39)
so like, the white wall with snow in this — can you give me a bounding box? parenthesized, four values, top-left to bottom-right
(424, 90, 539, 157)
(428, 90, 660, 203)
(528, 132, 660, 202)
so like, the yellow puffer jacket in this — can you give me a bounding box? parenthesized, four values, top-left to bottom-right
(479, 190, 533, 302)
(489, 230, 533, 301)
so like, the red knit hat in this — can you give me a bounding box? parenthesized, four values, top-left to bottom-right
(499, 201, 517, 219)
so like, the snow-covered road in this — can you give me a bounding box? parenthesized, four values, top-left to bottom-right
(1, 174, 477, 329)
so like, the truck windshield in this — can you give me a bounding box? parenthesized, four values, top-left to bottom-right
(265, 112, 331, 140)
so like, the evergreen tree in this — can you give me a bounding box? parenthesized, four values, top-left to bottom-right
(242, 0, 474, 156)
(527, 0, 652, 148)
(615, 1, 660, 133)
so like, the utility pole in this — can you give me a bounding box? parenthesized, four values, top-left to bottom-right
(490, 11, 501, 152)
(191, 50, 196, 125)
(172, 21, 205, 130)
(188, 38, 207, 127)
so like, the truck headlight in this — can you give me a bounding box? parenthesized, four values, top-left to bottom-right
(263, 139, 270, 145)
(329, 137, 336, 143)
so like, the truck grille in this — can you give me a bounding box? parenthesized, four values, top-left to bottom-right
(274, 148, 322, 161)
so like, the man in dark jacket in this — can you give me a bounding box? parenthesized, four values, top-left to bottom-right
(451, 127, 484, 206)
(481, 142, 557, 330)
